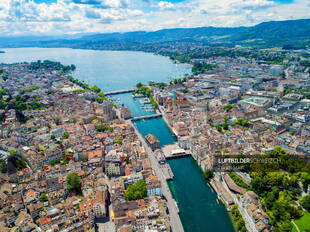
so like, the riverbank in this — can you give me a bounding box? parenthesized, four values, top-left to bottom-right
(127, 119, 185, 232)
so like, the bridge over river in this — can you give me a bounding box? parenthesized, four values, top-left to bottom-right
(104, 88, 136, 95)
(131, 113, 162, 121)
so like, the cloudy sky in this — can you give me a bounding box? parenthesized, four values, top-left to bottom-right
(0, 0, 309, 36)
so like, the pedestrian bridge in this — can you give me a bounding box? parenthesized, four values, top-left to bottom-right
(131, 113, 162, 121)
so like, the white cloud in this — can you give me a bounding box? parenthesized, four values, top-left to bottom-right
(0, 0, 309, 35)
(158, 1, 175, 10)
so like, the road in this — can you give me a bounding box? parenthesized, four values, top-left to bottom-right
(96, 175, 116, 232)
(292, 221, 300, 232)
(128, 120, 185, 232)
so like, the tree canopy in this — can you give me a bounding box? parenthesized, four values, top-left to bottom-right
(66, 172, 81, 193)
(62, 131, 69, 139)
(125, 179, 147, 201)
(40, 193, 48, 202)
(203, 169, 214, 180)
(301, 195, 310, 211)
(96, 124, 107, 132)
(0, 159, 7, 173)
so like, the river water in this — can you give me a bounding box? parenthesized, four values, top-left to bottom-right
(0, 48, 234, 232)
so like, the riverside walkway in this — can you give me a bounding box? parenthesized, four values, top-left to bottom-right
(128, 120, 185, 232)
(104, 88, 136, 95)
(131, 113, 162, 121)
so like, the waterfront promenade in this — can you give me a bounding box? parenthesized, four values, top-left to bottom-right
(128, 120, 185, 232)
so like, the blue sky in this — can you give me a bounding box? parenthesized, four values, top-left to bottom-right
(0, 0, 309, 35)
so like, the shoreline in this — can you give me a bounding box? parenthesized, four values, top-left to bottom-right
(0, 46, 193, 70)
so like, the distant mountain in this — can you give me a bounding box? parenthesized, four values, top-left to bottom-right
(0, 19, 309, 49)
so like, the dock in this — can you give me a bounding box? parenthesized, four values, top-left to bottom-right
(104, 88, 136, 95)
(131, 113, 162, 121)
(160, 163, 174, 180)
(162, 143, 190, 160)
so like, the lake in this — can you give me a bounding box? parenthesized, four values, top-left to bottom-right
(0, 47, 191, 91)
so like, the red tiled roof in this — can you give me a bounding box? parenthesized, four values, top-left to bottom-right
(88, 149, 103, 159)
(40, 216, 51, 225)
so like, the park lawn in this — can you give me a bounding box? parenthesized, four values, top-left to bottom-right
(292, 211, 310, 232)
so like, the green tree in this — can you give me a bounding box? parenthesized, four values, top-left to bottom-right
(251, 176, 266, 195)
(300, 172, 310, 191)
(96, 124, 107, 132)
(96, 97, 104, 103)
(301, 195, 310, 211)
(136, 82, 142, 88)
(54, 116, 61, 125)
(16, 158, 27, 171)
(232, 118, 249, 128)
(145, 88, 152, 97)
(125, 179, 147, 201)
(40, 193, 48, 202)
(215, 124, 222, 133)
(62, 131, 69, 139)
(223, 121, 229, 130)
(204, 169, 214, 180)
(98, 92, 105, 98)
(49, 160, 57, 166)
(223, 104, 234, 112)
(0, 159, 7, 173)
(66, 172, 81, 193)
(90, 85, 101, 93)
(9, 150, 17, 156)
(274, 220, 292, 232)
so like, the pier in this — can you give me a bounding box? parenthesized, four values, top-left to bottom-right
(161, 163, 174, 180)
(162, 143, 190, 160)
(131, 113, 162, 121)
(104, 88, 136, 95)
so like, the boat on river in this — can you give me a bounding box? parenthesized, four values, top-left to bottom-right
(140, 98, 151, 104)
(132, 93, 144, 98)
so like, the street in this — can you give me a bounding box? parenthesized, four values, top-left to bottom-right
(128, 120, 185, 232)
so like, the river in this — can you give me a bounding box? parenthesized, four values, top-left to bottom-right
(0, 48, 234, 232)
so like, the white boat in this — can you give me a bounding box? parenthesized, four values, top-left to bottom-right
(132, 93, 144, 98)
(140, 98, 151, 104)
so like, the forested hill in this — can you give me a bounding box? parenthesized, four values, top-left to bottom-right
(0, 18, 309, 49)
(77, 19, 310, 48)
